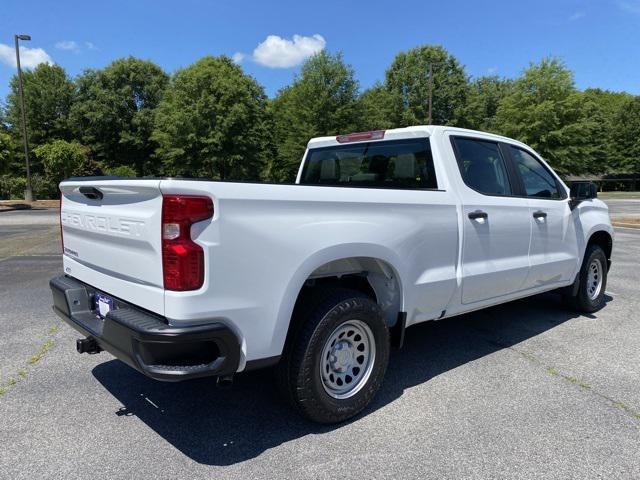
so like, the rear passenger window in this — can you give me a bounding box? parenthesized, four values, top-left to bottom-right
(300, 139, 437, 189)
(509, 147, 562, 199)
(452, 137, 512, 196)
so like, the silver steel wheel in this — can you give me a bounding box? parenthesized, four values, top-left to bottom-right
(587, 258, 603, 300)
(320, 319, 376, 400)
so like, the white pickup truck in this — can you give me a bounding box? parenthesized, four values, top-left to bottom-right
(50, 126, 613, 423)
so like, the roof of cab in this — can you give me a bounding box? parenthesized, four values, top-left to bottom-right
(306, 125, 527, 150)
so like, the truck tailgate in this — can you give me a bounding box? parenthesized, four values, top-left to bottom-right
(60, 179, 165, 315)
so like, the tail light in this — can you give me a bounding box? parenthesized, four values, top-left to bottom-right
(162, 195, 214, 291)
(336, 130, 385, 143)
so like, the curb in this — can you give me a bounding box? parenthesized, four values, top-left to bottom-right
(612, 222, 640, 229)
(0, 205, 32, 213)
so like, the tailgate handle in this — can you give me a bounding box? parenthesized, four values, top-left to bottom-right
(79, 186, 104, 200)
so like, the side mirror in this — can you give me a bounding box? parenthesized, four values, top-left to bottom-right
(569, 181, 597, 208)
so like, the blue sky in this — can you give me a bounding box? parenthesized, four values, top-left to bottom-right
(1, 0, 640, 102)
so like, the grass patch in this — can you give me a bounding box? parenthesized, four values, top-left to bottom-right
(0, 378, 17, 396)
(512, 347, 637, 421)
(565, 375, 591, 390)
(28, 339, 54, 365)
(0, 324, 60, 396)
(545, 366, 592, 390)
(614, 401, 640, 420)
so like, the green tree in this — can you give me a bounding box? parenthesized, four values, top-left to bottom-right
(0, 102, 22, 176)
(0, 130, 14, 175)
(5, 63, 75, 149)
(462, 76, 513, 131)
(269, 51, 362, 181)
(582, 88, 632, 118)
(494, 58, 603, 175)
(358, 83, 396, 130)
(384, 45, 468, 127)
(33, 140, 87, 184)
(153, 56, 271, 180)
(70, 57, 169, 175)
(610, 96, 640, 175)
(581, 88, 633, 173)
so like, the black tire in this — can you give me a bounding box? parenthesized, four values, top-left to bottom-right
(564, 244, 608, 313)
(277, 287, 390, 423)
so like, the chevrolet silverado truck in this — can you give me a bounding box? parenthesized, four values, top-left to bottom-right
(50, 126, 613, 423)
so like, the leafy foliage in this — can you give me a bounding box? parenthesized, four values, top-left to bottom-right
(493, 58, 604, 175)
(5, 64, 75, 148)
(106, 165, 137, 177)
(70, 57, 169, 175)
(0, 173, 54, 200)
(358, 83, 396, 131)
(0, 130, 16, 175)
(385, 45, 468, 126)
(462, 76, 513, 131)
(610, 96, 640, 174)
(153, 56, 271, 180)
(33, 139, 88, 184)
(269, 51, 362, 181)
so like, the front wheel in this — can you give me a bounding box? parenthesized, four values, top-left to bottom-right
(277, 287, 390, 423)
(564, 244, 608, 313)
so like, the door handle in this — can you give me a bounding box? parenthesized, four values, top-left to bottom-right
(78, 186, 104, 200)
(468, 210, 488, 220)
(533, 211, 547, 219)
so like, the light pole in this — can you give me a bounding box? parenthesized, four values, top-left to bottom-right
(14, 34, 34, 202)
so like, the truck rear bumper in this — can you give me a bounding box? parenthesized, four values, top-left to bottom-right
(50, 275, 241, 382)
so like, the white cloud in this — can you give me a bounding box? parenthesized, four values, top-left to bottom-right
(55, 40, 79, 52)
(251, 34, 326, 68)
(55, 40, 97, 53)
(618, 0, 640, 14)
(0, 43, 53, 69)
(569, 11, 586, 21)
(232, 52, 245, 64)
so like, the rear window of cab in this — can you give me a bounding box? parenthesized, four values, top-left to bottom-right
(300, 138, 438, 189)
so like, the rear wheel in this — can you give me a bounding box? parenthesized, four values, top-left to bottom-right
(564, 244, 608, 313)
(277, 287, 390, 423)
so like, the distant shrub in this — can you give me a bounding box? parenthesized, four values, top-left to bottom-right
(0, 175, 26, 199)
(106, 165, 137, 177)
(31, 173, 57, 199)
(33, 140, 88, 183)
(0, 174, 58, 200)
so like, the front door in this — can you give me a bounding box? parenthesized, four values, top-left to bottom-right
(505, 145, 579, 288)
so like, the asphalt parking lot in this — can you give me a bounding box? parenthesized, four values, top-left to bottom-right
(606, 198, 640, 220)
(1, 203, 639, 479)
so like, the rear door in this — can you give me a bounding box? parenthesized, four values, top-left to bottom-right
(60, 179, 165, 315)
(450, 135, 532, 304)
(505, 146, 579, 288)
